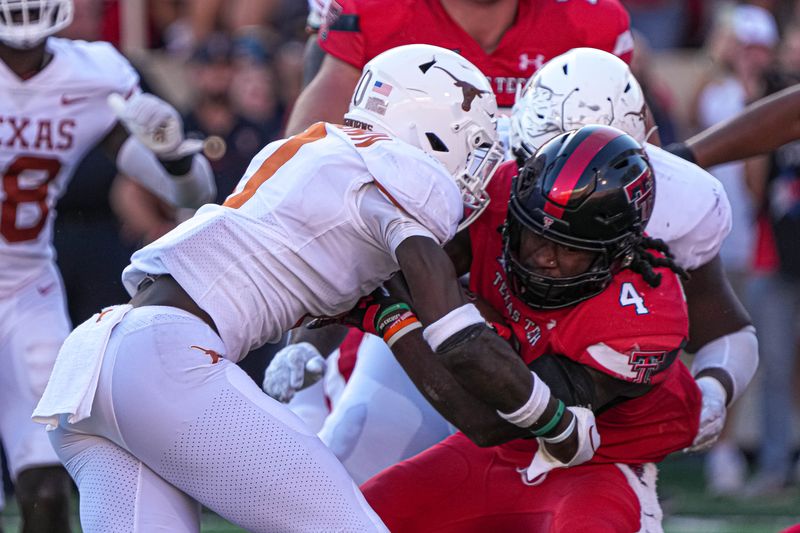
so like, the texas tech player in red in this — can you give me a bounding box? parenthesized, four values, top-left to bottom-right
(286, 0, 632, 133)
(362, 126, 701, 532)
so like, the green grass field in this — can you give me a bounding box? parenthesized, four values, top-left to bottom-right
(3, 455, 798, 532)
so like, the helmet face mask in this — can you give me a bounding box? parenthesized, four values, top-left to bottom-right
(459, 137, 505, 229)
(0, 0, 73, 49)
(503, 214, 616, 310)
(344, 44, 503, 231)
(503, 125, 654, 309)
(509, 47, 647, 163)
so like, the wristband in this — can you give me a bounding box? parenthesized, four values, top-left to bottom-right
(497, 372, 551, 429)
(373, 302, 422, 347)
(423, 303, 485, 352)
(532, 399, 565, 437)
(541, 410, 576, 444)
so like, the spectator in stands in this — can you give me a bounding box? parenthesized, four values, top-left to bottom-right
(691, 2, 779, 495)
(740, 22, 800, 496)
(229, 46, 286, 142)
(622, 0, 688, 50)
(183, 36, 271, 202)
(630, 30, 680, 145)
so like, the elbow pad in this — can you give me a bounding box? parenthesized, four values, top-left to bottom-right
(690, 325, 758, 405)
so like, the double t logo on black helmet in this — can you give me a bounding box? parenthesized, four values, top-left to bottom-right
(503, 124, 655, 309)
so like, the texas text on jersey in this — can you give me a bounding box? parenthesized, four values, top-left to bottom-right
(318, 0, 632, 109)
(468, 163, 701, 464)
(0, 37, 138, 294)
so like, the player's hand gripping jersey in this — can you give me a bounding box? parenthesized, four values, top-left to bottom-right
(318, 0, 632, 109)
(469, 164, 701, 464)
(123, 123, 462, 362)
(0, 38, 138, 294)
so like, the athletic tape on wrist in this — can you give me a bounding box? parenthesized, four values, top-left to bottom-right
(422, 303, 485, 352)
(691, 325, 758, 405)
(541, 410, 576, 444)
(532, 399, 565, 437)
(497, 372, 551, 429)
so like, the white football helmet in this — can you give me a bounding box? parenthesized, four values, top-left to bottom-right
(345, 44, 503, 230)
(0, 0, 73, 49)
(509, 47, 646, 161)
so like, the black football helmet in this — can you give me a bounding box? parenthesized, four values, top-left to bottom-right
(503, 124, 655, 309)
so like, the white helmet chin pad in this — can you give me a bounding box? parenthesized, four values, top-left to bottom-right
(0, 0, 73, 49)
(344, 44, 503, 231)
(509, 47, 646, 161)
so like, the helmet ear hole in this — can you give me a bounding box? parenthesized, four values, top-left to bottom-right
(425, 132, 449, 152)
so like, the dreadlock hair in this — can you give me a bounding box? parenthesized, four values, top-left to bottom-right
(627, 235, 689, 288)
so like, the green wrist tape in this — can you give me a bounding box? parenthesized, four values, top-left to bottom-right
(533, 399, 565, 438)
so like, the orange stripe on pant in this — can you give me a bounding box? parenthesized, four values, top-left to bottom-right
(223, 123, 328, 208)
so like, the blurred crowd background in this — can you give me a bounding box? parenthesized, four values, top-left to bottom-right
(29, 0, 800, 507)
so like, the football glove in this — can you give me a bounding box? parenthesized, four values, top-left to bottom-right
(308, 287, 420, 347)
(518, 406, 600, 486)
(262, 342, 327, 403)
(108, 92, 203, 161)
(685, 376, 727, 453)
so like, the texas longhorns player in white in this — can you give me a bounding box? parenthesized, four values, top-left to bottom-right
(0, 1, 215, 531)
(265, 48, 759, 491)
(29, 45, 593, 533)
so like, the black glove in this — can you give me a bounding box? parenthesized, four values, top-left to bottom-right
(663, 142, 697, 165)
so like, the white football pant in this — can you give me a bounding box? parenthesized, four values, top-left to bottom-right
(0, 264, 68, 479)
(50, 306, 387, 533)
(317, 334, 453, 485)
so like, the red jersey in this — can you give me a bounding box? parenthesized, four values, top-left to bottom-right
(319, 0, 633, 109)
(467, 161, 701, 464)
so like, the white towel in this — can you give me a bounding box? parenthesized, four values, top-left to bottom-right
(32, 304, 133, 430)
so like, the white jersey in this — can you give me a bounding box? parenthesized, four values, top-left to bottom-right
(645, 143, 732, 271)
(123, 123, 462, 362)
(0, 37, 139, 294)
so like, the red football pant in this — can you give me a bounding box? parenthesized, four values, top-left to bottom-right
(362, 432, 641, 533)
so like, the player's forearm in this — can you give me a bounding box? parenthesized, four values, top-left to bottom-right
(302, 38, 326, 87)
(389, 329, 528, 446)
(114, 137, 215, 208)
(685, 85, 800, 168)
(285, 83, 336, 135)
(284, 55, 361, 135)
(290, 321, 350, 357)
